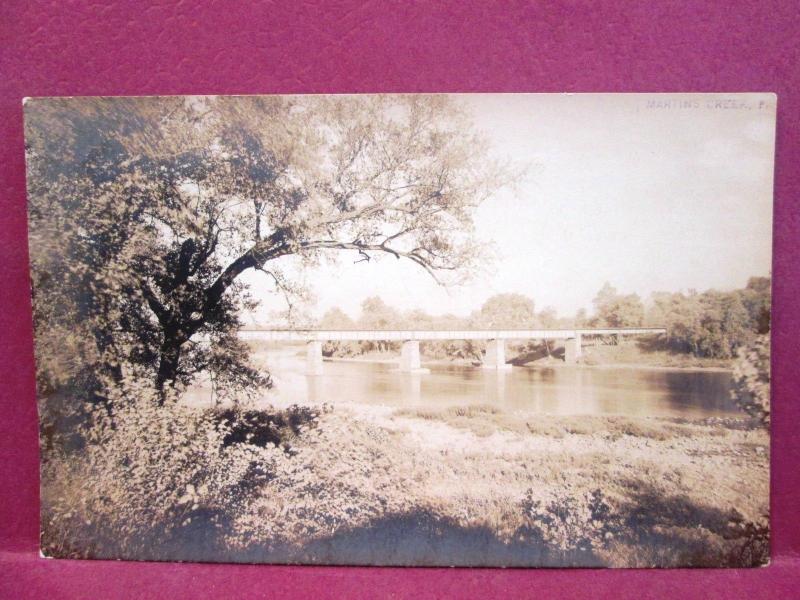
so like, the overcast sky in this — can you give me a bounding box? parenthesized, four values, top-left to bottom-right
(243, 93, 776, 325)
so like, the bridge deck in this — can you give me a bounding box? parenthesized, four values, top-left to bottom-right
(238, 327, 666, 342)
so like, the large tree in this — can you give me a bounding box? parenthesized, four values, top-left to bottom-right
(737, 276, 771, 334)
(474, 293, 537, 329)
(26, 95, 509, 403)
(645, 284, 764, 359)
(591, 283, 644, 329)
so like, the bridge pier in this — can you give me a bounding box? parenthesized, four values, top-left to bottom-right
(237, 328, 667, 372)
(306, 340, 323, 376)
(483, 338, 512, 369)
(564, 332, 582, 364)
(399, 340, 423, 372)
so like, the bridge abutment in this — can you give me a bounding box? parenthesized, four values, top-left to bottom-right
(483, 338, 512, 369)
(306, 340, 323, 375)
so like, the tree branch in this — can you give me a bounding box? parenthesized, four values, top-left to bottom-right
(298, 238, 446, 284)
(141, 282, 170, 324)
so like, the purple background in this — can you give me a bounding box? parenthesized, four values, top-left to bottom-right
(1, 1, 798, 597)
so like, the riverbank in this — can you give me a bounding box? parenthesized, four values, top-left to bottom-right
(576, 341, 733, 370)
(322, 342, 733, 372)
(227, 402, 768, 567)
(41, 396, 767, 566)
(519, 357, 733, 373)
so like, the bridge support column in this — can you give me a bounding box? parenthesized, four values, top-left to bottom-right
(306, 340, 323, 376)
(564, 333, 582, 364)
(483, 338, 512, 369)
(400, 340, 422, 372)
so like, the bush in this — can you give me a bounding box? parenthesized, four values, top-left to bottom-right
(322, 340, 360, 357)
(41, 384, 285, 559)
(731, 335, 770, 426)
(518, 488, 769, 567)
(211, 404, 322, 451)
(520, 489, 621, 554)
(38, 389, 97, 455)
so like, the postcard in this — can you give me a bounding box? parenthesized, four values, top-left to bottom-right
(25, 93, 774, 566)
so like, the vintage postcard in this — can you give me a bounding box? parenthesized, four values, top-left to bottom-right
(25, 93, 774, 566)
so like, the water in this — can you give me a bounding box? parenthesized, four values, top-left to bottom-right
(187, 346, 740, 419)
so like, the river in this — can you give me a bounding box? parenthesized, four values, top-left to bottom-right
(185, 346, 740, 419)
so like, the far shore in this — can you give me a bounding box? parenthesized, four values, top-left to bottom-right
(322, 354, 733, 373)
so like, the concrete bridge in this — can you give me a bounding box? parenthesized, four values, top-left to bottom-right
(238, 327, 666, 374)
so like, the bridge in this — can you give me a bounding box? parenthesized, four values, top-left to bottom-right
(238, 327, 667, 374)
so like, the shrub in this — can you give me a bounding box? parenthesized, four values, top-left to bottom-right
(41, 384, 284, 559)
(38, 389, 96, 455)
(211, 404, 322, 451)
(518, 488, 769, 567)
(722, 510, 770, 567)
(730, 335, 770, 426)
(520, 489, 621, 554)
(226, 414, 416, 551)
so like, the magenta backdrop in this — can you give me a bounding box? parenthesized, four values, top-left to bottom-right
(1, 1, 799, 597)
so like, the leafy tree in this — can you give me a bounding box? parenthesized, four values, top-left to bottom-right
(730, 334, 770, 426)
(646, 291, 705, 354)
(405, 308, 436, 329)
(418, 311, 479, 360)
(319, 307, 358, 356)
(358, 297, 401, 329)
(537, 306, 559, 329)
(475, 293, 536, 329)
(646, 284, 765, 359)
(696, 292, 752, 359)
(26, 95, 509, 403)
(591, 283, 644, 328)
(358, 296, 402, 352)
(573, 308, 588, 328)
(319, 307, 356, 330)
(592, 282, 618, 318)
(737, 276, 771, 334)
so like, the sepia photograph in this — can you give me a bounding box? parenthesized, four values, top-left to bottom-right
(25, 93, 774, 567)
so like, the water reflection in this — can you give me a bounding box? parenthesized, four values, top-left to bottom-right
(482, 370, 507, 405)
(307, 375, 322, 405)
(186, 346, 740, 419)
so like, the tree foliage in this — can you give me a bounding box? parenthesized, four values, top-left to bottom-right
(318, 307, 360, 357)
(317, 293, 569, 362)
(26, 95, 509, 404)
(644, 278, 769, 359)
(592, 283, 644, 328)
(474, 293, 537, 329)
(730, 334, 770, 426)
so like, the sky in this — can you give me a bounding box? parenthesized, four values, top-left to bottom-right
(242, 93, 776, 326)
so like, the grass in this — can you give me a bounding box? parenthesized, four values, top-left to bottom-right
(42, 400, 768, 567)
(391, 404, 726, 441)
(223, 403, 768, 566)
(576, 340, 734, 369)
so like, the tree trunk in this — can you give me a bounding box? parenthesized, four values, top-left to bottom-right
(155, 337, 182, 401)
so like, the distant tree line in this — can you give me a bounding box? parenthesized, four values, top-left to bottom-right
(644, 277, 770, 359)
(317, 276, 770, 361)
(318, 293, 546, 361)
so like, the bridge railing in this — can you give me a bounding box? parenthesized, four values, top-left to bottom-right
(236, 327, 667, 342)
